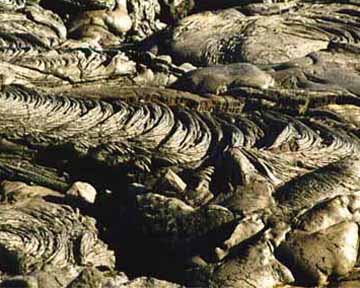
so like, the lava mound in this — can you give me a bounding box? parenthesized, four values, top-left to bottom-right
(0, 0, 359, 287)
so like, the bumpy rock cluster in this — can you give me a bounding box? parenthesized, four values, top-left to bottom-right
(0, 0, 359, 287)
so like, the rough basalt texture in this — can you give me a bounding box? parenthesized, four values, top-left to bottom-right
(152, 4, 360, 66)
(0, 0, 359, 288)
(0, 3, 66, 49)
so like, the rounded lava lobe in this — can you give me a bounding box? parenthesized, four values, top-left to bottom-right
(211, 239, 294, 288)
(278, 222, 359, 286)
(295, 195, 353, 233)
(66, 0, 132, 47)
(66, 181, 97, 204)
(175, 63, 275, 94)
(104, 0, 133, 34)
(0, 2, 360, 285)
(161, 4, 360, 66)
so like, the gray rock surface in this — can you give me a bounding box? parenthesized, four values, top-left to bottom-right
(0, 1, 359, 287)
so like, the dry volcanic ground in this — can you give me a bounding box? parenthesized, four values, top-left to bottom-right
(0, 0, 359, 287)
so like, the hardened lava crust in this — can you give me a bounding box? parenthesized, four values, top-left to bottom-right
(0, 0, 359, 287)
